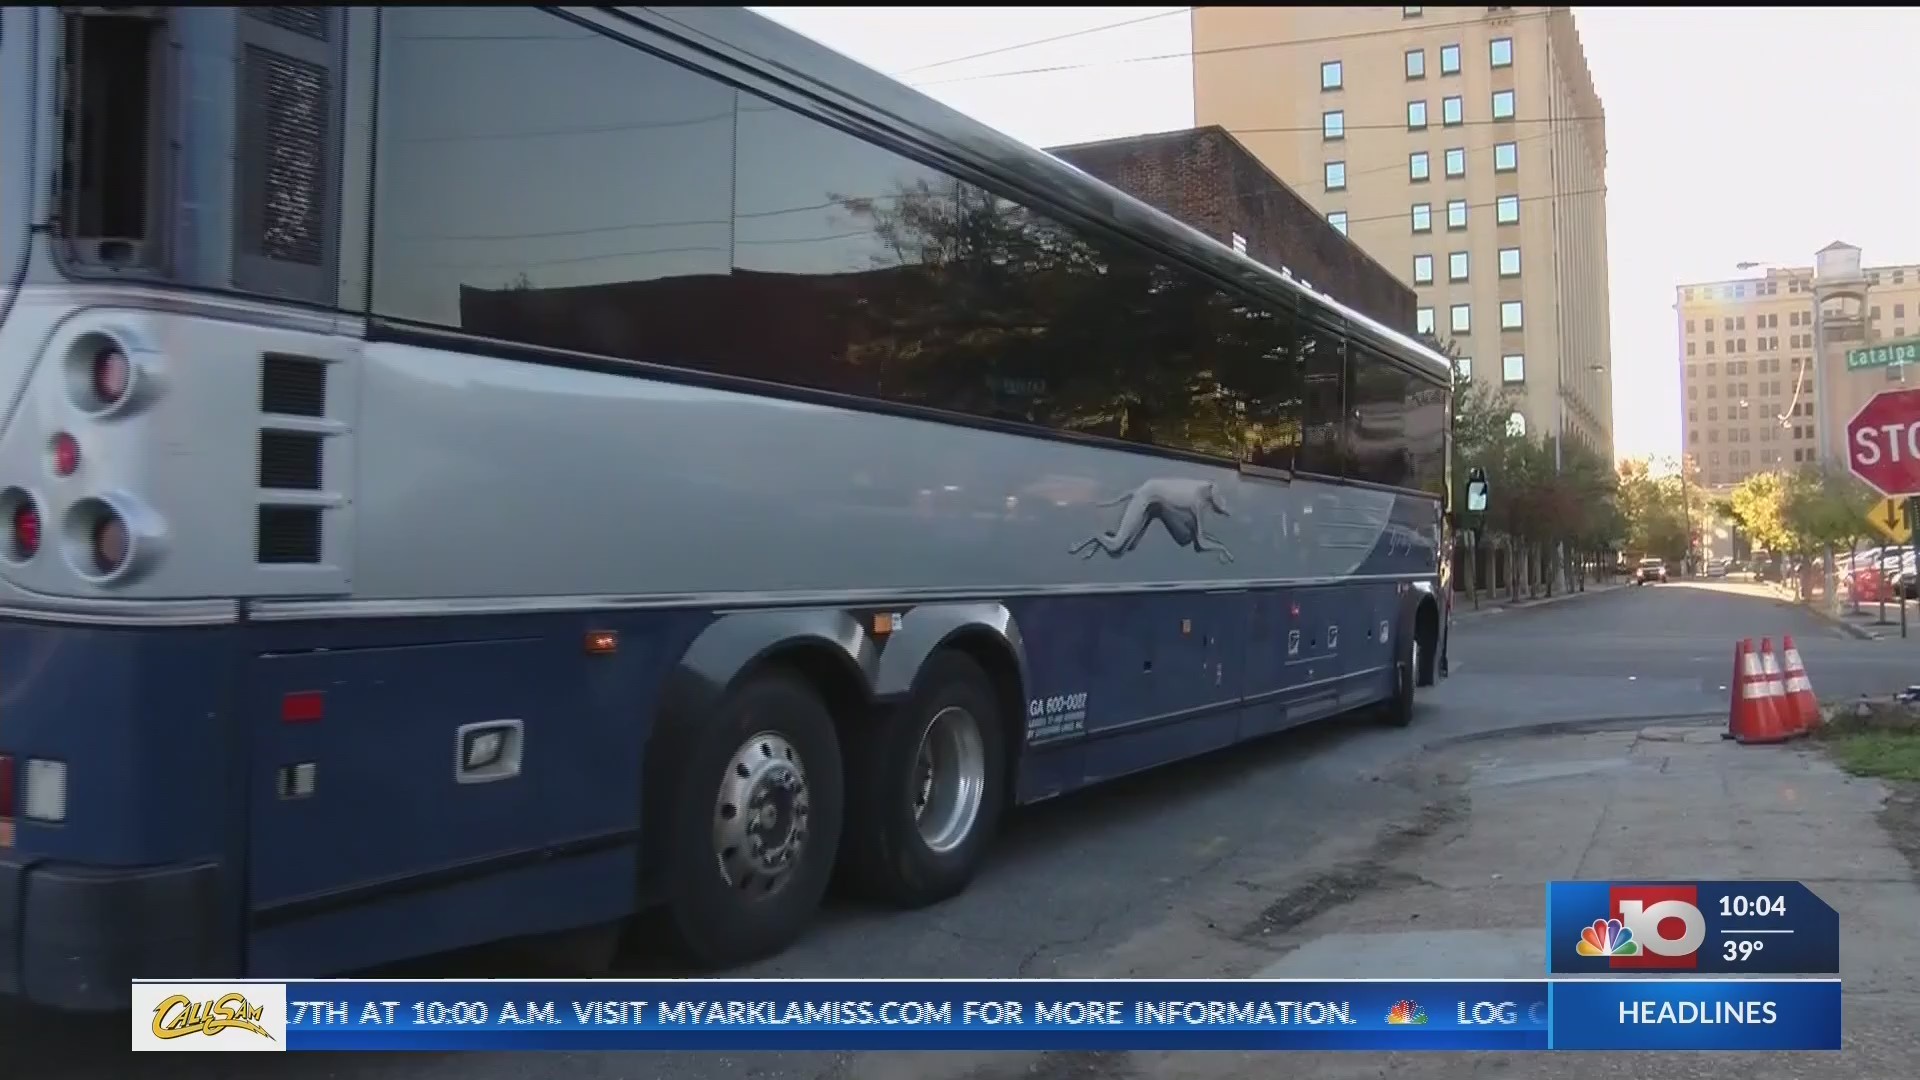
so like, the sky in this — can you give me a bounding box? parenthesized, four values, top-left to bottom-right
(756, 6, 1920, 465)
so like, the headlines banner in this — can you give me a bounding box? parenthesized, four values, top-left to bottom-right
(130, 978, 1843, 1052)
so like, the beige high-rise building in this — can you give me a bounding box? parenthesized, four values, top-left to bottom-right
(1192, 5, 1613, 461)
(1676, 244, 1920, 490)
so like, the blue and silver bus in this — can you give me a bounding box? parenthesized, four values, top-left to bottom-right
(0, 6, 1455, 1009)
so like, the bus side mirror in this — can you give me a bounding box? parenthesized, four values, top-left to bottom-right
(1465, 468, 1490, 513)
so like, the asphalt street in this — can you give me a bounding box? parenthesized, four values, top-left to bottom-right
(14, 580, 1919, 1078)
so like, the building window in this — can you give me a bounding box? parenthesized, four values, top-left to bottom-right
(1687, 341, 1696, 356)
(1494, 141, 1517, 171)
(1445, 147, 1465, 178)
(1447, 199, 1467, 229)
(1417, 307, 1436, 335)
(1414, 254, 1434, 285)
(1456, 356, 1473, 382)
(1322, 60, 1343, 90)
(1496, 194, 1519, 224)
(1406, 48, 1425, 79)
(1404, 5, 1424, 16)
(1412, 202, 1432, 232)
(1503, 353, 1525, 383)
(1507, 411, 1526, 437)
(1451, 303, 1472, 334)
(1501, 300, 1523, 330)
(1899, 303, 1908, 319)
(1410, 151, 1430, 181)
(1322, 110, 1345, 140)
(1449, 251, 1469, 282)
(1327, 211, 1348, 235)
(1442, 96, 1463, 126)
(1491, 37, 1513, 67)
(1325, 161, 1346, 191)
(1408, 100, 1428, 129)
(1499, 246, 1521, 276)
(1492, 89, 1515, 119)
(1440, 43, 1461, 75)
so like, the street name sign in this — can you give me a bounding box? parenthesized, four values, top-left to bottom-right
(1848, 388, 1920, 498)
(1845, 337, 1920, 371)
(1867, 496, 1911, 544)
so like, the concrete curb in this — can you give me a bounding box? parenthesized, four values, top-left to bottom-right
(1784, 596, 1882, 641)
(1450, 583, 1629, 622)
(1422, 712, 1723, 749)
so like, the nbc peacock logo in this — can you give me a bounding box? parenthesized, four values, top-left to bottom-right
(1385, 1000, 1429, 1025)
(1574, 917, 1641, 957)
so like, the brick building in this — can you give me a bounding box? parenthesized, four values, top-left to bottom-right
(1048, 125, 1418, 337)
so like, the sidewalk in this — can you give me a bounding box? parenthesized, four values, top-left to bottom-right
(1451, 579, 1629, 620)
(1771, 580, 1919, 641)
(1185, 722, 1920, 1077)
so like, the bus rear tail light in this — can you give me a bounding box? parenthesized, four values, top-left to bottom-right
(2, 488, 41, 562)
(91, 509, 129, 576)
(91, 344, 130, 406)
(12, 501, 40, 561)
(50, 432, 80, 477)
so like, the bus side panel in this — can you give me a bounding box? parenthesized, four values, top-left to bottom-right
(241, 610, 703, 978)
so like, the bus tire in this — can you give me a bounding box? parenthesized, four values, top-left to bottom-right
(661, 671, 844, 968)
(1379, 612, 1418, 728)
(843, 650, 1008, 909)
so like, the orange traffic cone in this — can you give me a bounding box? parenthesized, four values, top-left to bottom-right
(1723, 638, 1751, 740)
(1731, 637, 1793, 745)
(1780, 635, 1820, 735)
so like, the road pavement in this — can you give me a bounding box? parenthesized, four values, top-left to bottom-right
(14, 580, 1920, 1077)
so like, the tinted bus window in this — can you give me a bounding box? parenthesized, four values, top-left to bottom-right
(1347, 342, 1413, 488)
(370, 6, 1262, 463)
(1294, 318, 1347, 476)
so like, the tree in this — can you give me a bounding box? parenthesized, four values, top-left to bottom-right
(1615, 457, 1691, 563)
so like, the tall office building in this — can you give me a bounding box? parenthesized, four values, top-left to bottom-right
(1676, 243, 1920, 490)
(1192, 5, 1613, 461)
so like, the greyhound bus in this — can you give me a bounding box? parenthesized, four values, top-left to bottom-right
(0, 6, 1456, 1009)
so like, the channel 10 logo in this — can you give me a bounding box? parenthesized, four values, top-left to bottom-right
(1574, 885, 1707, 970)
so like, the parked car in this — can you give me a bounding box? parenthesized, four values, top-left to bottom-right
(1634, 557, 1668, 585)
(1705, 558, 1730, 578)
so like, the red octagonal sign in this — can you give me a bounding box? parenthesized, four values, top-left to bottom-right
(1847, 388, 1920, 498)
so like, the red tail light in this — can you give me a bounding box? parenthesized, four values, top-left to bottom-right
(11, 501, 39, 561)
(92, 345, 130, 405)
(50, 432, 79, 477)
(0, 754, 14, 817)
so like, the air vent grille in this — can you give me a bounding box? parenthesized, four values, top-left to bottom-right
(261, 353, 327, 416)
(258, 431, 322, 490)
(257, 506, 322, 564)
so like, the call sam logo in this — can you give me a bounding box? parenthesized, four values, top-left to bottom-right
(151, 992, 276, 1041)
(131, 983, 287, 1051)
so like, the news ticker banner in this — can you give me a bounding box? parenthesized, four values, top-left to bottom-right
(130, 978, 1842, 1052)
(1545, 880, 1839, 975)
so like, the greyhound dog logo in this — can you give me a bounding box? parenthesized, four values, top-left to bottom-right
(1070, 478, 1234, 564)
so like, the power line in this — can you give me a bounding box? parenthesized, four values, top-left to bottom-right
(893, 9, 1189, 76)
(909, 8, 1557, 88)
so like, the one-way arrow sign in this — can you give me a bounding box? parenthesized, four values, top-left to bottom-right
(1869, 496, 1912, 544)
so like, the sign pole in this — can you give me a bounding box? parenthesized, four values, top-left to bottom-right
(1896, 495, 1912, 638)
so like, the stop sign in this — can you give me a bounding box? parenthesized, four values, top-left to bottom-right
(1847, 388, 1920, 497)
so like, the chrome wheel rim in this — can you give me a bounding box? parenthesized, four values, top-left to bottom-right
(712, 732, 810, 894)
(913, 705, 987, 854)
(1410, 638, 1421, 692)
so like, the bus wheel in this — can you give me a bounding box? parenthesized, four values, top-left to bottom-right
(1379, 615, 1418, 728)
(844, 651, 1007, 908)
(662, 672, 844, 968)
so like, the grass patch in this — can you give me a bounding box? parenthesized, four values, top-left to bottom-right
(1813, 702, 1920, 781)
(1822, 730, 1920, 782)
